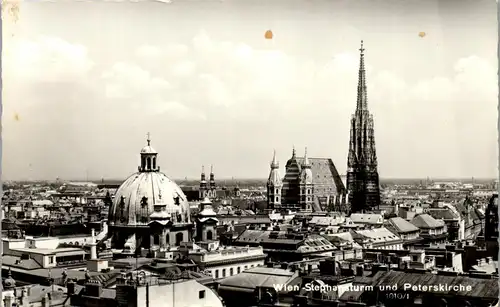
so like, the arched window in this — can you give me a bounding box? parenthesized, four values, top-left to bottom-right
(222, 269, 226, 277)
(153, 157, 156, 169)
(307, 189, 311, 194)
(275, 196, 279, 202)
(141, 157, 146, 169)
(206, 230, 213, 240)
(275, 188, 279, 194)
(147, 157, 151, 170)
(175, 232, 184, 246)
(230, 268, 233, 276)
(153, 235, 160, 245)
(166, 234, 170, 245)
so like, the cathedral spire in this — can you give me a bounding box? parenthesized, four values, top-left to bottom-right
(356, 40, 368, 112)
(346, 41, 380, 213)
(302, 147, 311, 168)
(271, 150, 279, 169)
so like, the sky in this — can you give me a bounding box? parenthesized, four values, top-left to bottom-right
(2, 0, 498, 181)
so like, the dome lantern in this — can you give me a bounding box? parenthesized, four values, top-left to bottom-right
(139, 132, 159, 172)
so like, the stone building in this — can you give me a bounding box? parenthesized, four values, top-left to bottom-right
(107, 135, 193, 254)
(346, 41, 381, 213)
(267, 148, 346, 213)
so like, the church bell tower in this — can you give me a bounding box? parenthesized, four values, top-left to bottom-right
(267, 150, 283, 210)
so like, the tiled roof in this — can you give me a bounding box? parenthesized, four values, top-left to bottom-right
(350, 213, 383, 224)
(427, 208, 459, 220)
(410, 214, 445, 229)
(219, 267, 297, 291)
(236, 230, 280, 243)
(387, 217, 419, 233)
(294, 158, 345, 192)
(356, 227, 401, 243)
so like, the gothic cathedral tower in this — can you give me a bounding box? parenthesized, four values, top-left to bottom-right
(299, 148, 314, 212)
(346, 41, 381, 213)
(267, 150, 283, 210)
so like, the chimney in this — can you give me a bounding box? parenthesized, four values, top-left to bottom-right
(20, 287, 29, 306)
(3, 295, 13, 307)
(67, 280, 76, 296)
(41, 294, 50, 307)
(90, 228, 97, 260)
(356, 265, 364, 277)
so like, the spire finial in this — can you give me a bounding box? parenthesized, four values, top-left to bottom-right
(210, 164, 214, 174)
(202, 165, 205, 174)
(271, 149, 279, 168)
(303, 146, 310, 167)
(359, 40, 365, 55)
(292, 145, 296, 158)
(146, 132, 151, 146)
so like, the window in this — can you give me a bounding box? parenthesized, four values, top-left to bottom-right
(48, 256, 54, 264)
(412, 256, 418, 261)
(206, 230, 213, 241)
(237, 267, 241, 274)
(175, 232, 184, 246)
(244, 265, 248, 269)
(230, 268, 234, 276)
(215, 270, 219, 279)
(222, 269, 226, 277)
(275, 196, 279, 202)
(275, 188, 279, 194)
(199, 290, 205, 299)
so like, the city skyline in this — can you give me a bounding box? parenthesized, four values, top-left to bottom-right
(2, 0, 497, 181)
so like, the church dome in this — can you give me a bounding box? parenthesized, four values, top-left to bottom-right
(3, 269, 16, 290)
(108, 135, 190, 227)
(110, 172, 190, 226)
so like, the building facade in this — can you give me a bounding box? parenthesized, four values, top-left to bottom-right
(267, 148, 346, 213)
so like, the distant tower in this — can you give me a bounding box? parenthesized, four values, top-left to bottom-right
(267, 150, 283, 210)
(299, 147, 314, 212)
(346, 41, 381, 213)
(199, 165, 208, 199)
(209, 165, 216, 198)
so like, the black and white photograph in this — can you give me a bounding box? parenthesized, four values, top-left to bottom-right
(1, 0, 498, 306)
